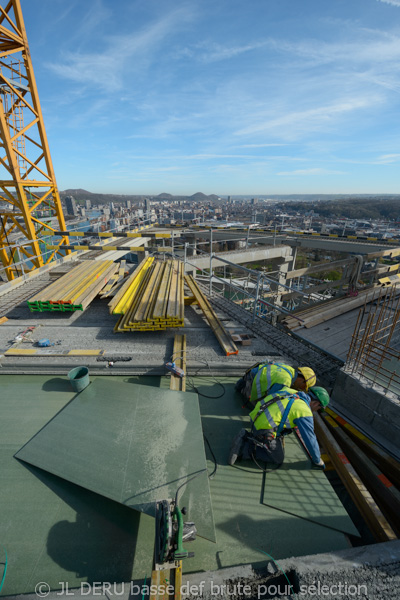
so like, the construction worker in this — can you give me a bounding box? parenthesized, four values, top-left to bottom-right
(235, 362, 317, 405)
(228, 386, 329, 468)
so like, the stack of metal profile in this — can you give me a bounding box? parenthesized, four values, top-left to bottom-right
(110, 258, 184, 331)
(27, 260, 118, 312)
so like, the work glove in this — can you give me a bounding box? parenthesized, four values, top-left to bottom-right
(312, 459, 325, 470)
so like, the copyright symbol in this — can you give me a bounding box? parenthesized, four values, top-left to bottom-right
(35, 582, 50, 597)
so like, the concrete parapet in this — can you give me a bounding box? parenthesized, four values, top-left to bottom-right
(331, 368, 400, 451)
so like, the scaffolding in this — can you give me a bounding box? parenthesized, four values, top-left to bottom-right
(346, 286, 400, 395)
(0, 0, 69, 281)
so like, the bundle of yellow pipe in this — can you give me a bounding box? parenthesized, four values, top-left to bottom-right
(28, 260, 118, 312)
(109, 258, 184, 331)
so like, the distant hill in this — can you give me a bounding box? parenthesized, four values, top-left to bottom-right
(281, 197, 400, 220)
(60, 189, 221, 205)
(60, 189, 146, 205)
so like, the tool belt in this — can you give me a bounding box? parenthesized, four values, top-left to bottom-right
(242, 431, 285, 465)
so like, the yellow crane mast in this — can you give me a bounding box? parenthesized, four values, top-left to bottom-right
(0, 0, 69, 281)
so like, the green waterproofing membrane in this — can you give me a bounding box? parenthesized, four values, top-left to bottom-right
(0, 375, 359, 595)
(0, 375, 154, 595)
(158, 377, 360, 572)
(15, 379, 215, 544)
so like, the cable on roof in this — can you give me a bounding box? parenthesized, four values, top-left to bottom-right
(0, 546, 7, 594)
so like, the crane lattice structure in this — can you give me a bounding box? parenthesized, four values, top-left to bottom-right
(0, 0, 69, 281)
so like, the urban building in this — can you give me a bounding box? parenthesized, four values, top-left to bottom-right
(64, 195, 77, 216)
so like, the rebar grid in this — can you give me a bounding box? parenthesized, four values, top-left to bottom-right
(346, 286, 400, 394)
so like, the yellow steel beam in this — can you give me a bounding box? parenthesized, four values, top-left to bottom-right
(170, 334, 186, 392)
(314, 412, 396, 543)
(323, 413, 400, 536)
(326, 407, 400, 489)
(110, 257, 154, 314)
(184, 274, 238, 356)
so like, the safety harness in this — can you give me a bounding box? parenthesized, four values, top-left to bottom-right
(251, 391, 297, 437)
(248, 392, 297, 472)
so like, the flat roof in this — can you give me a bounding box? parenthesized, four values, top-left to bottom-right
(0, 374, 357, 595)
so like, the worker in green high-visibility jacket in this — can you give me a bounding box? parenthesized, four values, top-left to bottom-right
(229, 386, 329, 468)
(235, 362, 316, 405)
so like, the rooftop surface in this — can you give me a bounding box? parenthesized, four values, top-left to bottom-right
(0, 374, 357, 596)
(1, 257, 399, 598)
(0, 262, 281, 375)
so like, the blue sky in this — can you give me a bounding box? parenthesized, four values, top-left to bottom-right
(20, 0, 400, 195)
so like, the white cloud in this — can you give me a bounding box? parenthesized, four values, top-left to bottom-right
(46, 6, 195, 92)
(377, 0, 400, 6)
(237, 143, 287, 148)
(235, 98, 377, 140)
(187, 40, 269, 63)
(265, 31, 400, 72)
(278, 168, 344, 176)
(375, 153, 400, 163)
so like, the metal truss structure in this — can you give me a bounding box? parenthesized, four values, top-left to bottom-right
(0, 0, 69, 280)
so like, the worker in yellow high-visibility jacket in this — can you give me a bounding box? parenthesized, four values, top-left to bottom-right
(229, 386, 329, 468)
(235, 362, 316, 405)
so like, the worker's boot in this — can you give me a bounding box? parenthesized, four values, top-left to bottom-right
(228, 428, 247, 465)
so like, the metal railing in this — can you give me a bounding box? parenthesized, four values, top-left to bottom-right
(174, 232, 309, 324)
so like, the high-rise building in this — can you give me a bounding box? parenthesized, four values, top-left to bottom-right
(65, 196, 77, 216)
(144, 198, 151, 214)
(85, 199, 91, 210)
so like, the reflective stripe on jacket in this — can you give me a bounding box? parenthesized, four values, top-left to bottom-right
(249, 386, 321, 463)
(250, 363, 296, 402)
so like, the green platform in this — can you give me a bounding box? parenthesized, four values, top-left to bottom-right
(0, 375, 358, 596)
(15, 379, 215, 542)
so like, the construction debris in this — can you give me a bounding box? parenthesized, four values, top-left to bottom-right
(232, 333, 252, 346)
(111, 258, 184, 331)
(27, 260, 118, 312)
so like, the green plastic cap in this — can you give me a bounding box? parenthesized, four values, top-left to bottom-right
(309, 386, 330, 409)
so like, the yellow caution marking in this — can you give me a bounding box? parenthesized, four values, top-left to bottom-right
(5, 349, 37, 355)
(68, 349, 103, 355)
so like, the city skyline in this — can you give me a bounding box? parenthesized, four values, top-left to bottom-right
(22, 0, 400, 195)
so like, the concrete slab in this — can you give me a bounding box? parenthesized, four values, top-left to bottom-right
(182, 539, 400, 600)
(0, 296, 280, 375)
(295, 308, 361, 361)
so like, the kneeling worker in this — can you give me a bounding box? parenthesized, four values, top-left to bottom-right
(229, 386, 329, 468)
(236, 362, 317, 405)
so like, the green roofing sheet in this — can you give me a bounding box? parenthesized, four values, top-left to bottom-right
(15, 378, 215, 543)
